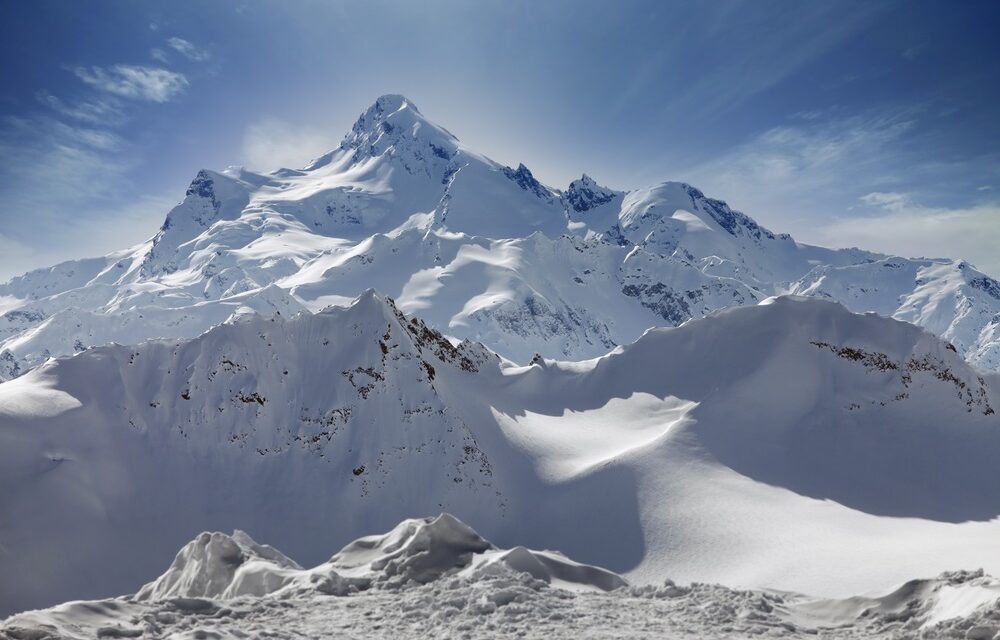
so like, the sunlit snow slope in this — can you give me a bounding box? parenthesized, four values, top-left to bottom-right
(2, 292, 998, 615)
(2, 94, 1000, 380)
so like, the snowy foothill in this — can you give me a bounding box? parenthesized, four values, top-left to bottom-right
(1, 289, 998, 617)
(2, 515, 999, 640)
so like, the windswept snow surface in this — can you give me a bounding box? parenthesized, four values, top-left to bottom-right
(2, 94, 1000, 381)
(3, 516, 999, 640)
(1, 292, 999, 616)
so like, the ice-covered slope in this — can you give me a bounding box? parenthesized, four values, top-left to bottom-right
(2, 292, 998, 615)
(3, 517, 998, 640)
(2, 94, 1000, 378)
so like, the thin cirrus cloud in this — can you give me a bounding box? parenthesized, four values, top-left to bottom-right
(241, 119, 334, 172)
(0, 36, 211, 279)
(72, 64, 188, 103)
(0, 110, 176, 280)
(678, 107, 918, 226)
(674, 105, 1000, 277)
(35, 92, 125, 126)
(167, 37, 211, 62)
(821, 196, 1000, 277)
(858, 191, 910, 212)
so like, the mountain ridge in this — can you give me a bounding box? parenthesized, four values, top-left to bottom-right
(2, 290, 998, 615)
(1, 93, 999, 381)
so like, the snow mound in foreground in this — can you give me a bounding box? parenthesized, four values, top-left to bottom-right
(328, 513, 494, 585)
(135, 530, 308, 600)
(4, 529, 998, 640)
(791, 569, 1000, 631)
(133, 514, 624, 603)
(468, 546, 628, 592)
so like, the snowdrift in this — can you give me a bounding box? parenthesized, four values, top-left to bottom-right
(135, 514, 623, 603)
(2, 515, 998, 639)
(1, 291, 999, 615)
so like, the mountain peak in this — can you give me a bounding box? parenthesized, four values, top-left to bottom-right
(334, 93, 458, 168)
(373, 93, 419, 114)
(565, 173, 619, 213)
(500, 163, 554, 200)
(350, 94, 422, 133)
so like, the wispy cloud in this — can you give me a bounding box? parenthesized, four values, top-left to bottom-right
(0, 113, 129, 219)
(672, 102, 1000, 277)
(612, 3, 891, 123)
(242, 118, 333, 171)
(0, 113, 170, 281)
(859, 191, 909, 212)
(72, 64, 188, 102)
(167, 37, 210, 62)
(681, 108, 918, 224)
(0, 53, 198, 280)
(35, 92, 125, 126)
(821, 195, 1000, 277)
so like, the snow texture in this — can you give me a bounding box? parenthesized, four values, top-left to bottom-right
(1, 95, 1000, 380)
(3, 517, 998, 640)
(1, 291, 998, 616)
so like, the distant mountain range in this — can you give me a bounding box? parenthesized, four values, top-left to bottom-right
(2, 95, 999, 621)
(2, 94, 999, 381)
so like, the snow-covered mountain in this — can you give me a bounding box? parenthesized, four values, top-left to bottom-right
(4, 514, 999, 639)
(2, 292, 998, 615)
(2, 94, 1000, 380)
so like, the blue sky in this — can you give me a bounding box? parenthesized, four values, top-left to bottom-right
(1, 0, 999, 279)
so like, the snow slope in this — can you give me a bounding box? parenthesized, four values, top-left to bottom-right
(2, 292, 998, 615)
(2, 94, 1000, 378)
(3, 516, 998, 639)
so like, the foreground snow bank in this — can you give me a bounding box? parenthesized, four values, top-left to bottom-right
(2, 515, 998, 640)
(136, 514, 623, 603)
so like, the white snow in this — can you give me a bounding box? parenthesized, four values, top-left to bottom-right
(0, 368, 81, 417)
(1, 95, 999, 381)
(3, 516, 998, 640)
(2, 93, 1000, 638)
(491, 392, 696, 481)
(2, 291, 998, 617)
